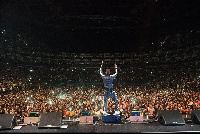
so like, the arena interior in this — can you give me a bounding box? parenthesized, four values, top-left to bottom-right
(1, 0, 200, 133)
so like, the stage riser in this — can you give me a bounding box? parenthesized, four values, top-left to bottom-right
(102, 115, 121, 123)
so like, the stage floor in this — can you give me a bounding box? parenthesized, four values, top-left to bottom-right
(0, 121, 200, 133)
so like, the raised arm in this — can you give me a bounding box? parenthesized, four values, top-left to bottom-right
(110, 63, 117, 77)
(100, 61, 105, 77)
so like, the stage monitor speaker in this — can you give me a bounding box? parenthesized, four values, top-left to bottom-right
(158, 110, 185, 125)
(79, 116, 93, 124)
(130, 116, 143, 122)
(0, 114, 16, 129)
(24, 117, 39, 124)
(38, 112, 62, 128)
(191, 110, 200, 124)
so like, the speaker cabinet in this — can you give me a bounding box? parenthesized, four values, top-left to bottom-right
(158, 110, 185, 125)
(0, 114, 16, 129)
(38, 112, 62, 128)
(191, 110, 200, 124)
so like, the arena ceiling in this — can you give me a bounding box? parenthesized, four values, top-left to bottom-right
(1, 0, 200, 53)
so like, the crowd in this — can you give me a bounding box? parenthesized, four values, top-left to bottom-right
(1, 79, 200, 122)
(1, 54, 200, 123)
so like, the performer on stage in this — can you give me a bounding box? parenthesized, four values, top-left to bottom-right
(100, 61, 120, 115)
